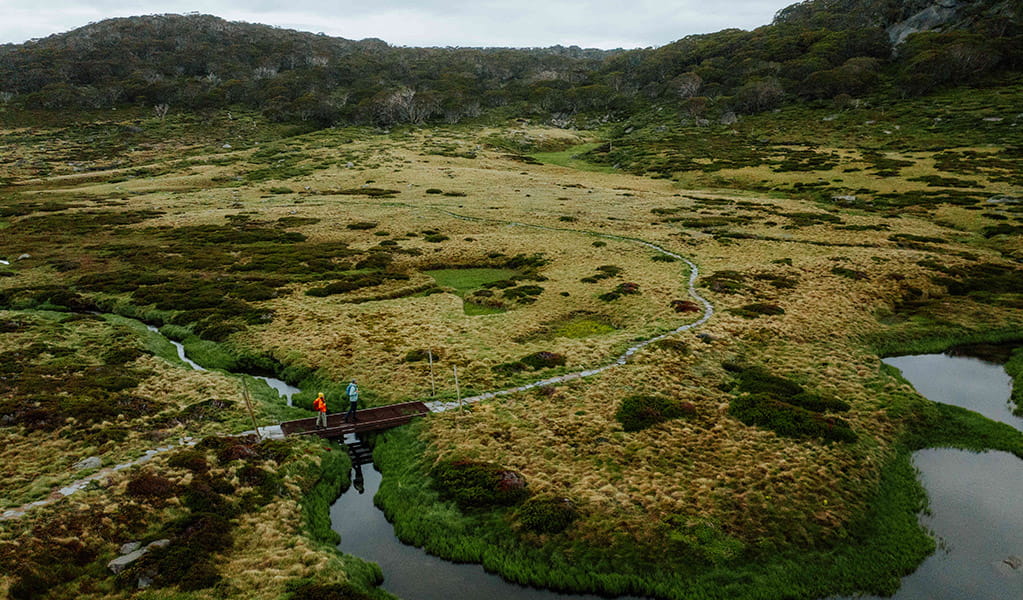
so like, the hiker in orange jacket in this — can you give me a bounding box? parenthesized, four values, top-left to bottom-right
(313, 392, 328, 429)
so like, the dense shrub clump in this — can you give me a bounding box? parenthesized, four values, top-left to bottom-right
(431, 459, 529, 509)
(724, 363, 856, 442)
(598, 282, 640, 302)
(286, 582, 374, 600)
(616, 395, 696, 432)
(729, 303, 786, 319)
(493, 351, 566, 374)
(516, 496, 578, 534)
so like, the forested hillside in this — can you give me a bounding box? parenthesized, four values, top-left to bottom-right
(0, 0, 1021, 125)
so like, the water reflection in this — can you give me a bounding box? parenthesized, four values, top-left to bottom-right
(854, 352, 1023, 600)
(884, 353, 1019, 430)
(331, 463, 645, 600)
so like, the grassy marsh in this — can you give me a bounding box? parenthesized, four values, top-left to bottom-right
(1, 100, 1021, 599)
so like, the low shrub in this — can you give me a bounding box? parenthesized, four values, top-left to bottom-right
(725, 364, 855, 442)
(516, 496, 578, 534)
(730, 303, 785, 319)
(519, 351, 566, 370)
(831, 267, 868, 280)
(654, 339, 690, 354)
(166, 448, 210, 473)
(125, 471, 178, 499)
(503, 285, 544, 299)
(404, 348, 441, 362)
(616, 395, 696, 432)
(702, 271, 745, 294)
(346, 221, 377, 230)
(599, 282, 640, 302)
(670, 299, 701, 313)
(729, 395, 858, 443)
(286, 582, 375, 600)
(122, 512, 234, 591)
(431, 459, 529, 509)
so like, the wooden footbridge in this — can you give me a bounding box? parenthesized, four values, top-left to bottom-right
(279, 401, 430, 439)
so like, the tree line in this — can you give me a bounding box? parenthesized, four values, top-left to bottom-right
(0, 1, 1020, 126)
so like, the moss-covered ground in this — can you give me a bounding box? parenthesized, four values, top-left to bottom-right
(0, 95, 1021, 599)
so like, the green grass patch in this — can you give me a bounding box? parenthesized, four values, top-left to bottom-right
(530, 143, 616, 173)
(425, 268, 519, 294)
(548, 315, 617, 339)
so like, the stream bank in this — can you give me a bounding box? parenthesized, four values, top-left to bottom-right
(329, 349, 1023, 600)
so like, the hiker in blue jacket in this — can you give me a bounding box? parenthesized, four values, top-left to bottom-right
(343, 379, 359, 422)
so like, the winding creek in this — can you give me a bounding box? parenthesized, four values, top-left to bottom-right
(145, 325, 302, 405)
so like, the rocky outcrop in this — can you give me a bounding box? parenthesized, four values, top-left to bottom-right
(887, 0, 961, 45)
(107, 539, 170, 575)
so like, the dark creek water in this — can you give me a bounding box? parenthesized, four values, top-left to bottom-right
(859, 353, 1022, 600)
(330, 457, 641, 600)
(330, 353, 1022, 600)
(145, 325, 301, 405)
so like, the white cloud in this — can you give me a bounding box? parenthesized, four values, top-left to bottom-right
(0, 0, 794, 48)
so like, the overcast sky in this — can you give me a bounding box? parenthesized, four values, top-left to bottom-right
(1, 0, 795, 48)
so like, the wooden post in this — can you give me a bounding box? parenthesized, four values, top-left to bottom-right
(454, 365, 462, 412)
(241, 378, 261, 441)
(428, 350, 436, 397)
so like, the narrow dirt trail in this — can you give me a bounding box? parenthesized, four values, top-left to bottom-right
(417, 207, 714, 412)
(2, 209, 713, 520)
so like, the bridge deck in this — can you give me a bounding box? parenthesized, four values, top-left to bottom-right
(279, 401, 430, 439)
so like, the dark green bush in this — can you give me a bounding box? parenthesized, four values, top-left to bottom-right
(654, 339, 690, 354)
(257, 439, 293, 463)
(730, 303, 785, 318)
(616, 395, 696, 432)
(702, 271, 745, 294)
(503, 285, 544, 299)
(431, 459, 529, 509)
(404, 348, 440, 362)
(516, 496, 579, 534)
(287, 582, 374, 600)
(519, 351, 566, 370)
(183, 477, 235, 515)
(346, 221, 377, 230)
(125, 471, 178, 499)
(354, 252, 394, 270)
(101, 346, 146, 365)
(725, 364, 855, 442)
(830, 267, 868, 280)
(729, 395, 857, 443)
(166, 449, 210, 473)
(123, 512, 233, 591)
